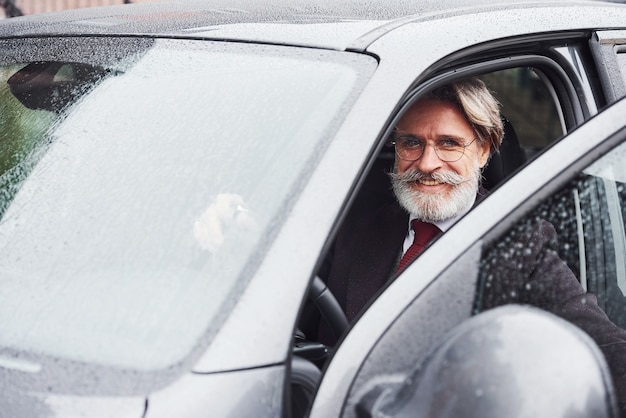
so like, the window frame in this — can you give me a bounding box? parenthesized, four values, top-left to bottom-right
(591, 30, 626, 104)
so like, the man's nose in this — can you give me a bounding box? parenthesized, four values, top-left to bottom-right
(413, 143, 442, 172)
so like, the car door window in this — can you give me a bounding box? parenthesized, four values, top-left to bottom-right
(0, 39, 375, 377)
(475, 138, 626, 327)
(471, 126, 626, 415)
(577, 145, 626, 324)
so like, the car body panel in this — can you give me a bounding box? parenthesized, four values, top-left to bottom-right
(0, 0, 623, 51)
(3, 365, 285, 418)
(146, 366, 284, 418)
(2, 390, 145, 418)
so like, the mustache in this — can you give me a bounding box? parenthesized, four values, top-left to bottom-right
(388, 169, 469, 186)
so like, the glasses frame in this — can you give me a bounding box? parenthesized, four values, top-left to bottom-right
(390, 134, 479, 163)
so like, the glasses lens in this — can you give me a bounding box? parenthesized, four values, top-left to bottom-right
(436, 148, 464, 162)
(395, 136, 423, 161)
(394, 136, 474, 162)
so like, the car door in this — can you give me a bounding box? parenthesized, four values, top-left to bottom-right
(309, 97, 626, 417)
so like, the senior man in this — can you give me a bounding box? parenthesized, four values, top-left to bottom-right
(310, 77, 626, 415)
(317, 78, 501, 323)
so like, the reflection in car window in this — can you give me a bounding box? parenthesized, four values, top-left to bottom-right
(0, 38, 376, 382)
(475, 139, 626, 413)
(0, 64, 57, 211)
(582, 142, 626, 324)
(476, 141, 626, 324)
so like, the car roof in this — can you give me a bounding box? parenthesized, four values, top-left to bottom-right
(0, 0, 622, 50)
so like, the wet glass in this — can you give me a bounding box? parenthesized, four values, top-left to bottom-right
(476, 140, 626, 328)
(0, 37, 375, 384)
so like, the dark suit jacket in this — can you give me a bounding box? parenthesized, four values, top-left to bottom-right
(319, 199, 407, 322)
(315, 193, 626, 414)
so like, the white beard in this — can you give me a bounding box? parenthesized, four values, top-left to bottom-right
(389, 160, 481, 223)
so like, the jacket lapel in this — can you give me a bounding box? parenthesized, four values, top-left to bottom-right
(344, 202, 407, 320)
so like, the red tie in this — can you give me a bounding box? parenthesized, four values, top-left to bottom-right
(396, 220, 441, 274)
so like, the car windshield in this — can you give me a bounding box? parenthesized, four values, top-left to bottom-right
(0, 37, 375, 382)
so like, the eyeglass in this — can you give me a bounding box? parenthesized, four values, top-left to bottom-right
(391, 134, 478, 162)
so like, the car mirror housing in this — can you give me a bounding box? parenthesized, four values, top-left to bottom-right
(357, 305, 618, 418)
(7, 61, 112, 112)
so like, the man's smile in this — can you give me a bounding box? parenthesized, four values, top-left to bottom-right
(416, 178, 445, 186)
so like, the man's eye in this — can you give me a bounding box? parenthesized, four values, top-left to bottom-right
(439, 138, 462, 148)
(400, 137, 423, 148)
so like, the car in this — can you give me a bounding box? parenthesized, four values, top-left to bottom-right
(1, 0, 626, 416)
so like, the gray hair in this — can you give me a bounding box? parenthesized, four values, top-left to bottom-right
(423, 78, 504, 154)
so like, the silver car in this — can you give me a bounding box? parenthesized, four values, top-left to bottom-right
(1, 0, 626, 416)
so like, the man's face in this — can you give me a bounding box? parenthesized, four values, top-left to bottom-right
(390, 98, 491, 222)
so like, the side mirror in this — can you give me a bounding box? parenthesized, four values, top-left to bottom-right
(357, 305, 618, 418)
(7, 62, 112, 112)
